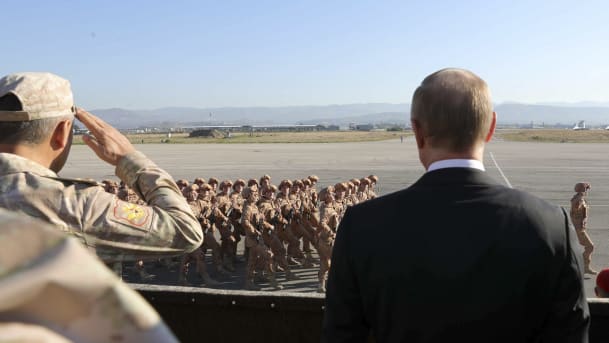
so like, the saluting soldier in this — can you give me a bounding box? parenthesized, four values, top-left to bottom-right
(571, 182, 597, 275)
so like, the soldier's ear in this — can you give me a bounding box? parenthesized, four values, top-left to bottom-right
(50, 119, 73, 150)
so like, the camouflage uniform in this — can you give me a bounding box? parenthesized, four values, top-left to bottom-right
(258, 186, 297, 281)
(240, 185, 280, 290)
(570, 182, 596, 274)
(0, 151, 202, 262)
(276, 180, 304, 264)
(317, 187, 338, 293)
(216, 180, 237, 271)
(230, 179, 247, 260)
(178, 185, 220, 286)
(0, 209, 178, 342)
(197, 184, 229, 276)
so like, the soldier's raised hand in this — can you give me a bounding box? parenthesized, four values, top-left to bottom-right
(75, 108, 136, 166)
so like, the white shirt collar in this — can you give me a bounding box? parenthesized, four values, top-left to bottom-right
(427, 159, 485, 172)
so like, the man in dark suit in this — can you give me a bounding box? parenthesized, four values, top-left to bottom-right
(322, 68, 589, 343)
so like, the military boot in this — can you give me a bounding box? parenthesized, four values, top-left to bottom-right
(317, 279, 326, 293)
(285, 270, 299, 280)
(216, 264, 230, 276)
(223, 257, 236, 272)
(200, 272, 221, 287)
(138, 268, 156, 281)
(178, 273, 191, 286)
(585, 267, 599, 275)
(287, 256, 302, 266)
(303, 252, 317, 268)
(244, 278, 261, 291)
(269, 274, 284, 291)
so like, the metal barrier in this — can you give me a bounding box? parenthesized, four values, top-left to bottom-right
(134, 284, 609, 342)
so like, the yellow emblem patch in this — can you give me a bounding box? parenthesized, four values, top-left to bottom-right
(113, 200, 151, 227)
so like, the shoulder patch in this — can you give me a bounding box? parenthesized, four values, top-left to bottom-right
(111, 198, 153, 228)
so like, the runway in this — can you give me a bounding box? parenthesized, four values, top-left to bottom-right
(62, 137, 609, 297)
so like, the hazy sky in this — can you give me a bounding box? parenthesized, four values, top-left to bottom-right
(2, 1, 608, 109)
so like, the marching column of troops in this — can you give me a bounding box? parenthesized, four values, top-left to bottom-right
(101, 174, 379, 292)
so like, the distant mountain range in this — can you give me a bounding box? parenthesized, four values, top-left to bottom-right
(89, 103, 609, 129)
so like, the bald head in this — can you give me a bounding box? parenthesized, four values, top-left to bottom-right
(411, 68, 493, 152)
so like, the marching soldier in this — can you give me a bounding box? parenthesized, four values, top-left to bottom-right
(317, 186, 338, 293)
(197, 184, 230, 276)
(571, 182, 597, 275)
(215, 180, 237, 272)
(258, 185, 298, 281)
(276, 179, 304, 265)
(240, 185, 281, 290)
(230, 179, 247, 261)
(367, 174, 379, 199)
(178, 184, 220, 286)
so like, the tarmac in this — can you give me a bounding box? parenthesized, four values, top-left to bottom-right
(61, 136, 609, 297)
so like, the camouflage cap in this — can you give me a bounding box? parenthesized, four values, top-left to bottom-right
(293, 179, 304, 187)
(574, 182, 591, 193)
(0, 72, 75, 122)
(302, 178, 312, 186)
(308, 175, 319, 182)
(220, 180, 233, 188)
(193, 177, 206, 185)
(334, 182, 347, 191)
(199, 183, 212, 191)
(368, 174, 379, 183)
(269, 184, 278, 192)
(233, 179, 246, 188)
(279, 179, 292, 189)
(208, 177, 219, 185)
(247, 178, 259, 187)
(350, 178, 361, 186)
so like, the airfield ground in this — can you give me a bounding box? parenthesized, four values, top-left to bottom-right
(62, 133, 609, 297)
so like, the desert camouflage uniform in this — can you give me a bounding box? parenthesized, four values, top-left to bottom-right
(0, 152, 202, 262)
(178, 185, 220, 286)
(241, 187, 280, 290)
(0, 210, 177, 342)
(317, 188, 338, 293)
(570, 182, 596, 274)
(229, 183, 246, 259)
(275, 186, 304, 264)
(215, 184, 237, 271)
(197, 188, 229, 276)
(258, 195, 297, 281)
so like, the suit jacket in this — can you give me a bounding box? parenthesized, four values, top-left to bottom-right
(322, 168, 589, 343)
